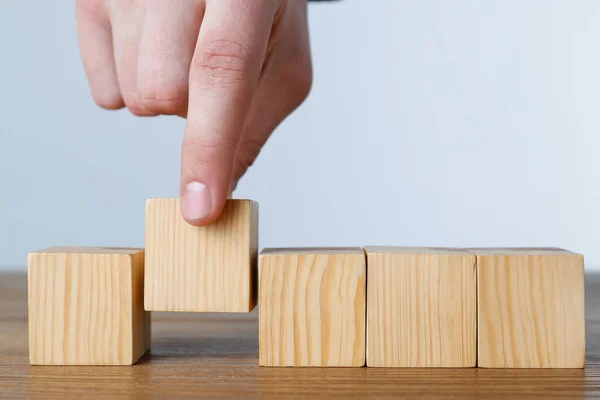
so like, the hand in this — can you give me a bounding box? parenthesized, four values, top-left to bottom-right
(76, 0, 313, 225)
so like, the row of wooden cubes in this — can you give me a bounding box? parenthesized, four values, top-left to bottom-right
(28, 199, 585, 368)
(260, 246, 585, 368)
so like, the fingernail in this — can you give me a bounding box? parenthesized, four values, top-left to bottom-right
(182, 181, 211, 221)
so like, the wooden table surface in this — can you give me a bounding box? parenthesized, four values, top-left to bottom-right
(1, 272, 599, 399)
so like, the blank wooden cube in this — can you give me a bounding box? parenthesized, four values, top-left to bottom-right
(28, 247, 150, 365)
(365, 247, 476, 367)
(473, 247, 585, 368)
(145, 198, 258, 312)
(259, 248, 366, 367)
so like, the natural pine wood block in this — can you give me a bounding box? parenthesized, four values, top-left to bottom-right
(259, 248, 366, 367)
(473, 247, 585, 368)
(145, 198, 258, 312)
(27, 247, 150, 365)
(364, 247, 476, 368)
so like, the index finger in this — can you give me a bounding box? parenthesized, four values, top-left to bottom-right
(180, 0, 277, 225)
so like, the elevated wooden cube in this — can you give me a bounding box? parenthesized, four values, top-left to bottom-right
(365, 247, 476, 367)
(473, 247, 585, 368)
(145, 198, 258, 312)
(259, 248, 366, 367)
(28, 247, 150, 365)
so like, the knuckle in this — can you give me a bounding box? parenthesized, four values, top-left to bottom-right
(92, 91, 124, 110)
(123, 95, 155, 116)
(191, 37, 252, 90)
(138, 81, 187, 115)
(128, 105, 153, 117)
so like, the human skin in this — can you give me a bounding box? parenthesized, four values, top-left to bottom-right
(76, 0, 313, 225)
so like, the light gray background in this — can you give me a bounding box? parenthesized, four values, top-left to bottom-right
(1, 1, 599, 270)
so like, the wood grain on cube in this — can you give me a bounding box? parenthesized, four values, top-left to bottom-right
(473, 247, 585, 368)
(365, 247, 476, 367)
(28, 247, 150, 365)
(145, 198, 258, 312)
(259, 248, 366, 367)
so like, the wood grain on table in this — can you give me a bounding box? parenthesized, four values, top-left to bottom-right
(1, 272, 600, 399)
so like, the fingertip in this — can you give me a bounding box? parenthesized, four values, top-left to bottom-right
(182, 215, 213, 227)
(181, 181, 210, 224)
(180, 180, 225, 227)
(180, 135, 239, 226)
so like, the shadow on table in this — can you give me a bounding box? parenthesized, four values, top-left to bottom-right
(138, 335, 258, 365)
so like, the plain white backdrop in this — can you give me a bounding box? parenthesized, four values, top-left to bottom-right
(1, 0, 599, 270)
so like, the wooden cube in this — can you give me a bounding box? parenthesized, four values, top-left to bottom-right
(473, 247, 585, 368)
(28, 247, 150, 365)
(145, 198, 258, 312)
(259, 248, 366, 367)
(365, 247, 476, 367)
